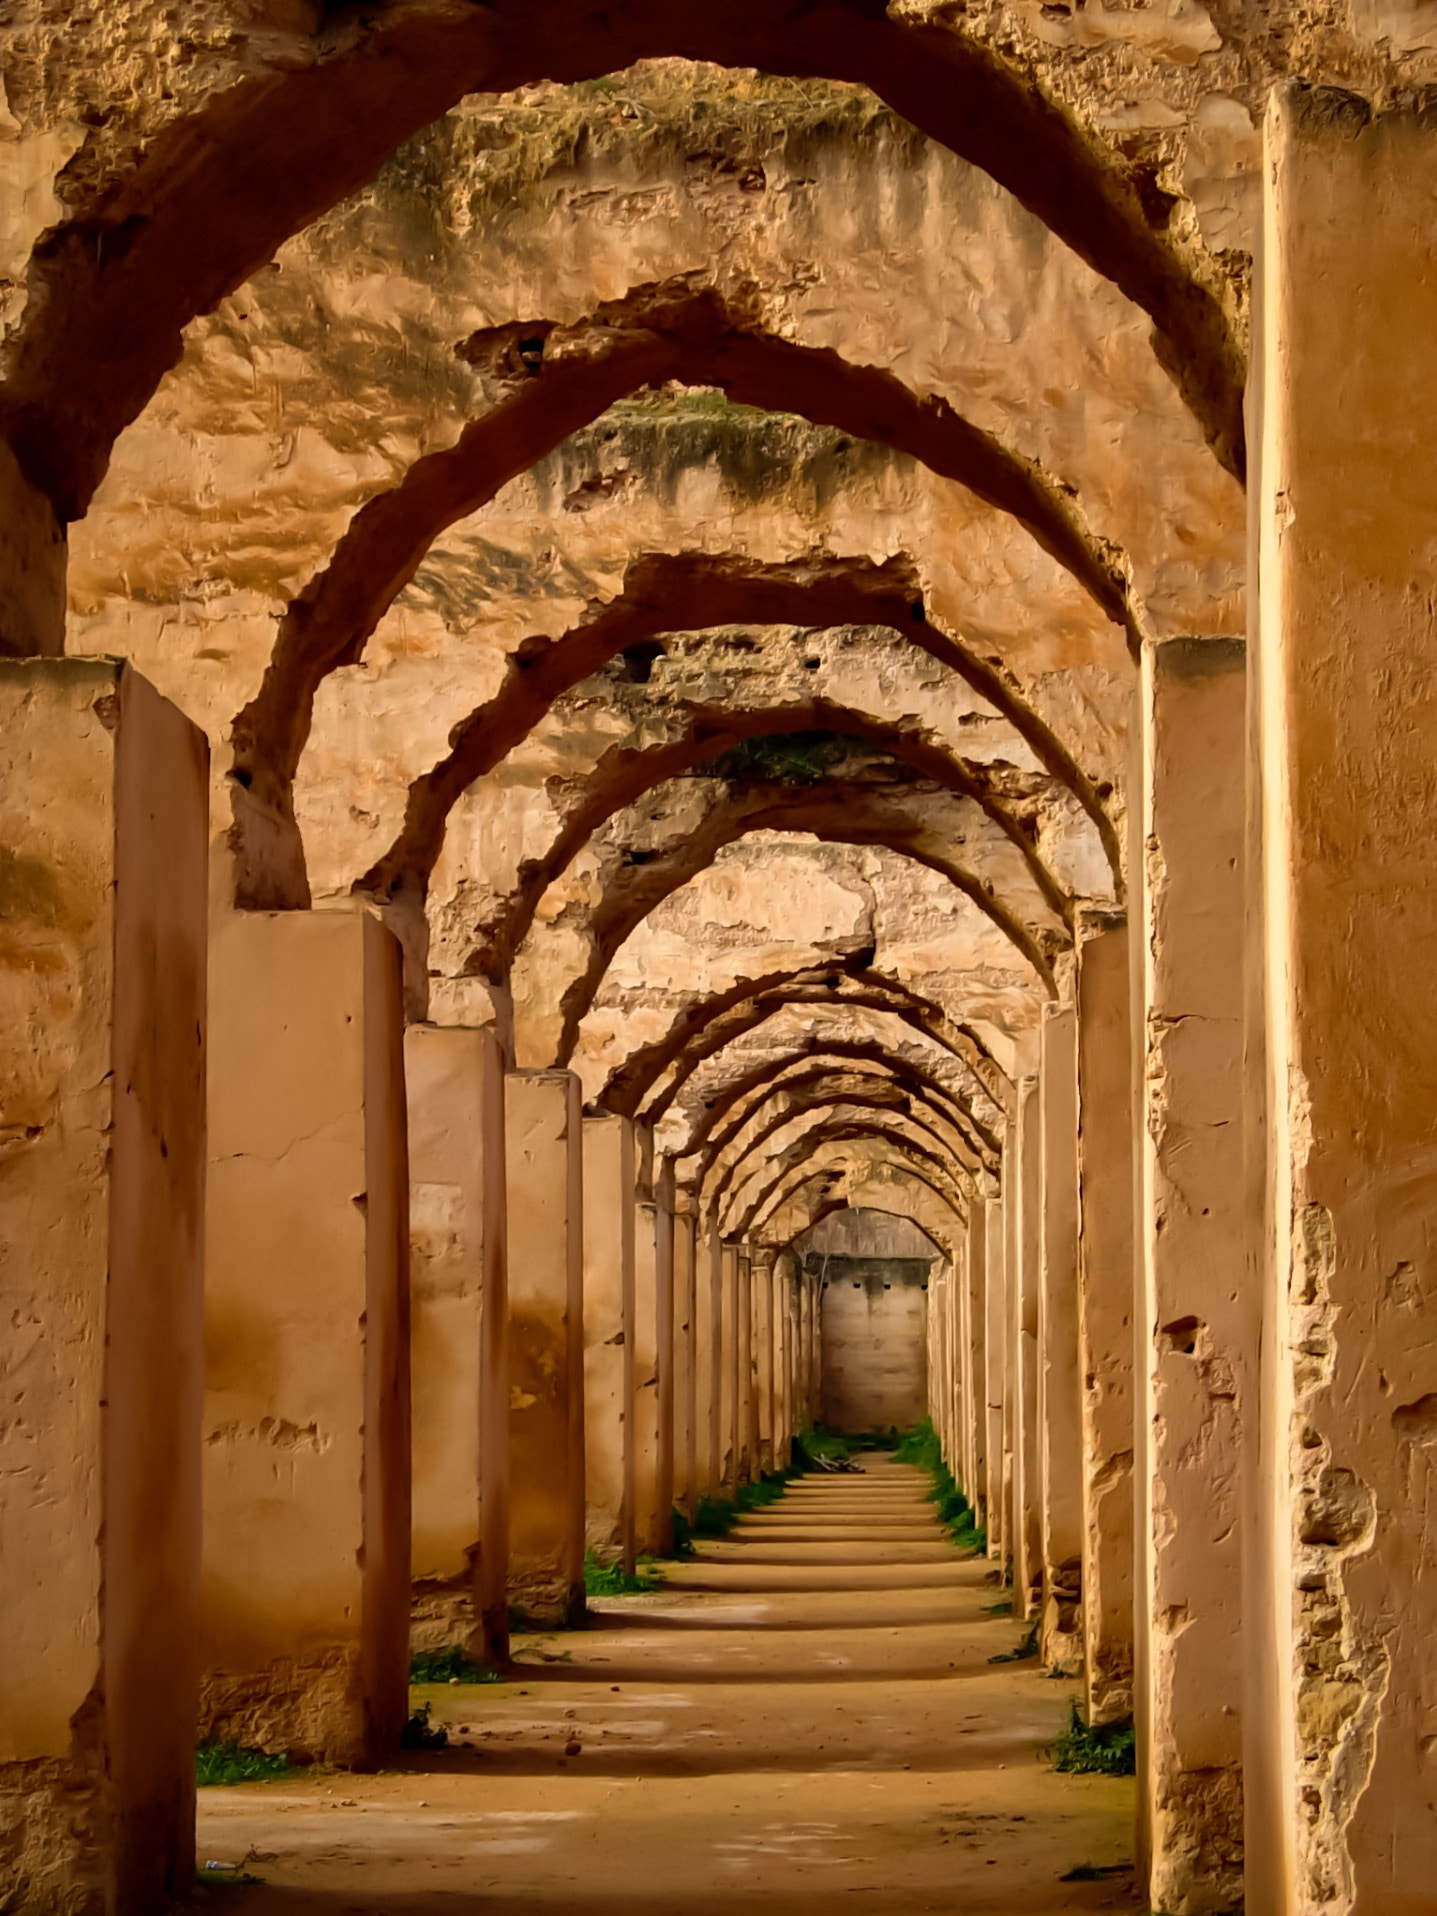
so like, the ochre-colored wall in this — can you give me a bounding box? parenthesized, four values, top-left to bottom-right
(818, 1260, 930, 1433)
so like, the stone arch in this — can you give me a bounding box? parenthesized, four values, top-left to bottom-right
(671, 1037, 1003, 1168)
(239, 549, 1121, 910)
(534, 791, 1062, 1067)
(2, 3, 1243, 533)
(619, 966, 1010, 1126)
(768, 1178, 966, 1264)
(738, 1120, 970, 1239)
(370, 692, 1090, 986)
(713, 1089, 981, 1232)
(697, 1059, 992, 1196)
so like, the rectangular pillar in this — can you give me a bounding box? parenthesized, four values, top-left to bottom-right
(671, 1202, 698, 1518)
(202, 907, 410, 1765)
(506, 1071, 585, 1626)
(1249, 91, 1437, 1913)
(984, 1194, 1007, 1561)
(581, 1113, 634, 1559)
(1074, 916, 1135, 1727)
(754, 1248, 776, 1473)
(1137, 635, 1246, 1913)
(631, 1196, 663, 1557)
(693, 1217, 720, 1500)
(966, 1203, 988, 1527)
(720, 1241, 739, 1487)
(1012, 1076, 1044, 1616)
(0, 661, 206, 1910)
(743, 1246, 761, 1481)
(405, 1024, 507, 1664)
(773, 1257, 792, 1467)
(1039, 1006, 1083, 1673)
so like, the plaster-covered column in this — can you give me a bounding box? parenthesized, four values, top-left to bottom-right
(1248, 91, 1437, 1912)
(1137, 635, 1246, 1912)
(581, 1113, 635, 1560)
(0, 661, 206, 1908)
(773, 1256, 792, 1467)
(506, 1071, 585, 1627)
(984, 1193, 1007, 1562)
(1012, 1075, 1044, 1616)
(966, 1202, 988, 1527)
(693, 1216, 720, 1499)
(754, 1247, 776, 1473)
(1040, 1006, 1083, 1673)
(653, 1170, 677, 1551)
(735, 1246, 755, 1483)
(405, 1024, 508, 1665)
(1074, 916, 1135, 1727)
(1001, 1122, 1021, 1585)
(720, 1233, 743, 1486)
(202, 907, 410, 1765)
(631, 1195, 664, 1557)
(671, 1200, 698, 1519)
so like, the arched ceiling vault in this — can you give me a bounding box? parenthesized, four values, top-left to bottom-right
(366, 693, 1086, 981)
(619, 964, 1012, 1125)
(528, 792, 1064, 1067)
(712, 1090, 980, 1231)
(769, 1176, 966, 1262)
(239, 550, 1122, 910)
(671, 1037, 1003, 1168)
(740, 1121, 970, 1240)
(725, 1108, 973, 1240)
(1, 2, 1243, 535)
(232, 272, 1144, 899)
(702, 1068, 988, 1207)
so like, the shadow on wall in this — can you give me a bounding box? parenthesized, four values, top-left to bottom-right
(799, 1209, 938, 1433)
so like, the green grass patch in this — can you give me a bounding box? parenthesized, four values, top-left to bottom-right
(409, 1644, 505, 1684)
(893, 1417, 987, 1553)
(195, 1744, 289, 1788)
(584, 1549, 664, 1596)
(671, 1469, 796, 1545)
(1048, 1701, 1137, 1776)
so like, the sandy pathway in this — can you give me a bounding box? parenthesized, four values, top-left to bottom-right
(196, 1460, 1140, 1913)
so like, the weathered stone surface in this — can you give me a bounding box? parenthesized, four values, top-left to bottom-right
(0, 659, 206, 1913)
(202, 909, 410, 1767)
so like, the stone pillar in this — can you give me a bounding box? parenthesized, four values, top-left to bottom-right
(581, 1113, 634, 1560)
(1012, 1076, 1044, 1616)
(1039, 1006, 1083, 1673)
(1248, 91, 1437, 1912)
(672, 1201, 698, 1519)
(773, 1256, 792, 1467)
(0, 661, 206, 1909)
(720, 1241, 739, 1487)
(1074, 916, 1135, 1728)
(966, 1203, 988, 1527)
(984, 1194, 1007, 1561)
(693, 1217, 720, 1499)
(202, 907, 410, 1765)
(506, 1071, 585, 1626)
(405, 1023, 508, 1665)
(1000, 1124, 1020, 1585)
(736, 1245, 756, 1483)
(1136, 635, 1246, 1912)
(754, 1247, 776, 1473)
(653, 1170, 677, 1552)
(631, 1195, 664, 1557)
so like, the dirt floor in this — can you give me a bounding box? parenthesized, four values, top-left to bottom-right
(196, 1460, 1142, 1914)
